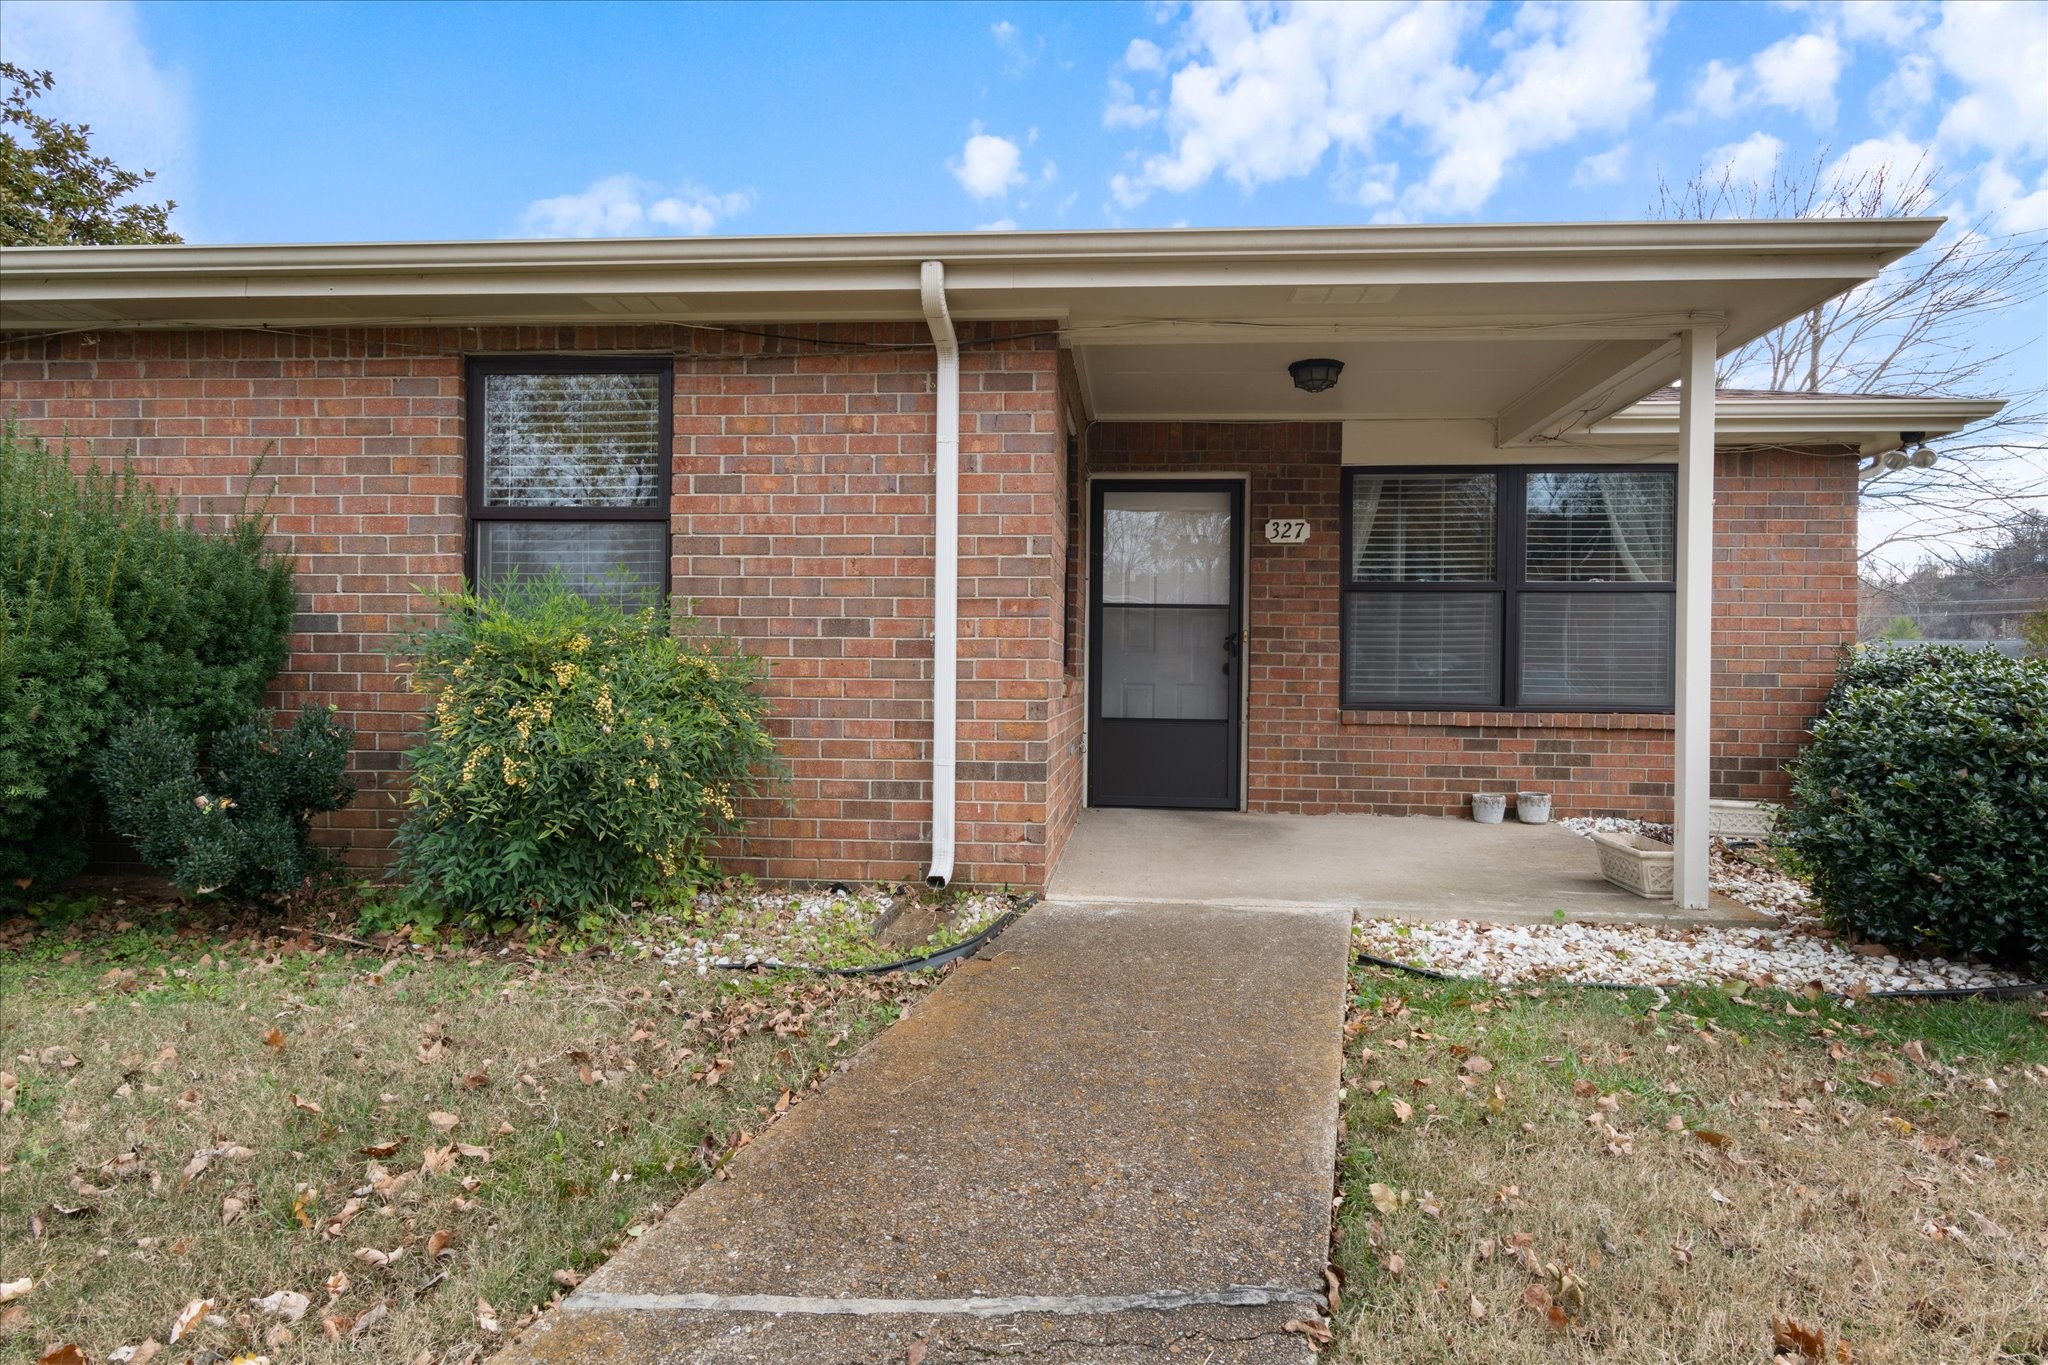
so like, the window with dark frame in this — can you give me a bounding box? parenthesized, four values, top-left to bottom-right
(1341, 466, 1677, 712)
(466, 357, 673, 607)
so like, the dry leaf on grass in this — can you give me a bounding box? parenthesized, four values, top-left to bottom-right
(262, 1027, 286, 1050)
(167, 1298, 211, 1344)
(426, 1228, 455, 1260)
(37, 1347, 87, 1365)
(251, 1290, 309, 1323)
(428, 1111, 460, 1131)
(350, 1300, 387, 1339)
(354, 1246, 406, 1270)
(1772, 1317, 1828, 1361)
(358, 1138, 404, 1158)
(288, 1093, 323, 1115)
(1369, 1182, 1403, 1214)
(476, 1297, 501, 1334)
(0, 1279, 29, 1303)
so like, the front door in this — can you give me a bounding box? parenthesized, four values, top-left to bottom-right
(1087, 479, 1243, 809)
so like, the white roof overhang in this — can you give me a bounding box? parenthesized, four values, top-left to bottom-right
(1583, 394, 2005, 454)
(0, 219, 1943, 446)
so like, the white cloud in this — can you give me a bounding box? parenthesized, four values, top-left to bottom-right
(952, 126, 1027, 200)
(0, 0, 191, 230)
(1704, 131, 1786, 188)
(1104, 75, 1160, 129)
(1925, 1, 2048, 159)
(1820, 135, 1931, 202)
(1123, 37, 1165, 72)
(991, 18, 1042, 76)
(975, 218, 1020, 232)
(1690, 59, 1742, 119)
(1105, 1, 1666, 216)
(1749, 31, 1846, 124)
(1571, 143, 1630, 188)
(516, 175, 752, 238)
(1975, 160, 2048, 234)
(1829, 0, 1930, 45)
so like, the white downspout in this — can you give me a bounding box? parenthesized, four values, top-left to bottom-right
(920, 260, 959, 889)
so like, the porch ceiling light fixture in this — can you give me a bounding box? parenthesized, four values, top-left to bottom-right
(1288, 357, 1344, 394)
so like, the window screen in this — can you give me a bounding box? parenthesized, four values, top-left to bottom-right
(468, 359, 671, 606)
(1342, 467, 1677, 711)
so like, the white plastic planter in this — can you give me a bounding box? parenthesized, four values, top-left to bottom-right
(1590, 830, 1674, 899)
(1709, 799, 1777, 840)
(1471, 793, 1507, 824)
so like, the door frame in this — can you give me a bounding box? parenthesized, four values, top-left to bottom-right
(1081, 471, 1251, 811)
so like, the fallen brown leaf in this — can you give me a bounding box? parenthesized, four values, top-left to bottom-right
(168, 1298, 211, 1344)
(1283, 1317, 1334, 1345)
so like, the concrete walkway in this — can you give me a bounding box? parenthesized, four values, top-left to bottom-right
(496, 901, 1351, 1364)
(1048, 808, 1757, 925)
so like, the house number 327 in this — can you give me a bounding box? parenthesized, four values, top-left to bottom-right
(1264, 518, 1310, 545)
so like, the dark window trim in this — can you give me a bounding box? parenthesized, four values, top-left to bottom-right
(464, 355, 675, 590)
(1339, 463, 1677, 715)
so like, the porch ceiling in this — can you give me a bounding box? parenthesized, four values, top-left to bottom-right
(0, 218, 1941, 444)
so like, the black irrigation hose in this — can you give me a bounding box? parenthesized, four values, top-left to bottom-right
(709, 896, 1034, 977)
(1353, 949, 2048, 1002)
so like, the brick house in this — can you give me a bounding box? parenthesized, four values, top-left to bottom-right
(0, 222, 1999, 908)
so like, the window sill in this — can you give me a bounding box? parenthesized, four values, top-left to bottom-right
(1340, 709, 1675, 731)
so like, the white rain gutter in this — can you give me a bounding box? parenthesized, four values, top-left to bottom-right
(919, 260, 958, 890)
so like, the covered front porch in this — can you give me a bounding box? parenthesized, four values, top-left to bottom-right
(1045, 808, 1756, 925)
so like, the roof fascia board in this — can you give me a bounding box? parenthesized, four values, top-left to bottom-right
(1581, 396, 2005, 442)
(0, 218, 1943, 319)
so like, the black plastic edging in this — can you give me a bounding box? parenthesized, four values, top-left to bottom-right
(709, 896, 1035, 977)
(1355, 949, 2048, 1001)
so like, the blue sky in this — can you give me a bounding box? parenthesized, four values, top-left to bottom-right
(3, 0, 2043, 564)
(4, 0, 2042, 243)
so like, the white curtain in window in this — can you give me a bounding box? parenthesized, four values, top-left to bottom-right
(1597, 475, 1671, 583)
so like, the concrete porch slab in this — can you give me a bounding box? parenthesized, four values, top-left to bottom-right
(495, 900, 1350, 1364)
(1046, 809, 1759, 926)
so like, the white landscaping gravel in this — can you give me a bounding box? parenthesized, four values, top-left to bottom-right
(1355, 817, 2039, 995)
(642, 884, 1017, 974)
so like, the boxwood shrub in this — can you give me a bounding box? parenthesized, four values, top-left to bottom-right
(95, 707, 356, 900)
(393, 578, 781, 923)
(0, 426, 296, 899)
(1776, 645, 2047, 967)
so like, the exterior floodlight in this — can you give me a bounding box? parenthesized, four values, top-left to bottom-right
(1910, 444, 1938, 468)
(1883, 449, 1910, 470)
(1288, 358, 1344, 393)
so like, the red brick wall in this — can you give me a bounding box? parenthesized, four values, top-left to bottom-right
(1070, 422, 1859, 822)
(0, 323, 1067, 887)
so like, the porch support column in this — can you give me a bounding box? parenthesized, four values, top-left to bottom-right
(1673, 325, 1717, 910)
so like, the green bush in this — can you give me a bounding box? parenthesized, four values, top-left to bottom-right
(95, 707, 355, 900)
(1777, 646, 2048, 967)
(0, 425, 297, 897)
(393, 578, 781, 922)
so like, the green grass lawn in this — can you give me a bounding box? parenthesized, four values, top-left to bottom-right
(1331, 968, 2048, 1364)
(0, 907, 931, 1364)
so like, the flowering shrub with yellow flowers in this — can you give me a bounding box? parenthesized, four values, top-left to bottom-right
(393, 578, 780, 922)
